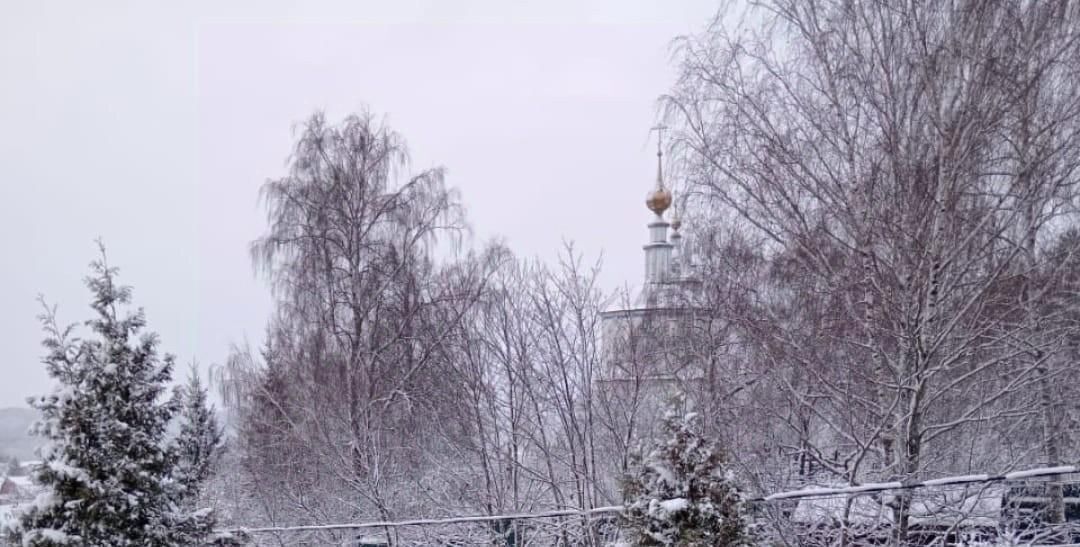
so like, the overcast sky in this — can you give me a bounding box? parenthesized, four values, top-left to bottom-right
(0, 0, 719, 408)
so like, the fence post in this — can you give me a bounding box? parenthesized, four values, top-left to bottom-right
(492, 517, 516, 547)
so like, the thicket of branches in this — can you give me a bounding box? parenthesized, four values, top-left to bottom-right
(210, 112, 646, 546)
(207, 1, 1080, 544)
(665, 0, 1080, 542)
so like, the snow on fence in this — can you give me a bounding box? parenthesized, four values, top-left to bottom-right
(213, 465, 1080, 546)
(217, 507, 624, 547)
(762, 466, 1079, 501)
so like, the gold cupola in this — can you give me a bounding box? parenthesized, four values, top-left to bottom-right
(646, 188, 673, 216)
(646, 130, 672, 217)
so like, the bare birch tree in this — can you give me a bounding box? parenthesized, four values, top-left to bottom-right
(668, 0, 1080, 541)
(225, 111, 498, 541)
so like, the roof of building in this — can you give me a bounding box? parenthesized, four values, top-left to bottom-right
(4, 476, 35, 489)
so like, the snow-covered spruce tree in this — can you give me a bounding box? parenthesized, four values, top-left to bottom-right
(621, 407, 750, 547)
(171, 366, 227, 545)
(8, 250, 211, 546)
(175, 366, 223, 508)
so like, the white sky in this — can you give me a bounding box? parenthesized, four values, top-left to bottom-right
(0, 0, 719, 407)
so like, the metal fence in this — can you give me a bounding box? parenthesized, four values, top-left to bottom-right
(217, 466, 1080, 547)
(218, 508, 623, 547)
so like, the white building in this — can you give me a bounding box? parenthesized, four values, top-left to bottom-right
(599, 138, 706, 433)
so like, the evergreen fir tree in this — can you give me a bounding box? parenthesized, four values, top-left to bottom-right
(169, 365, 224, 544)
(175, 365, 223, 507)
(8, 249, 203, 546)
(621, 405, 750, 547)
(6, 456, 21, 477)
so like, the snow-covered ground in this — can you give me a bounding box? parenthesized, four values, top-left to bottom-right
(789, 486, 1003, 527)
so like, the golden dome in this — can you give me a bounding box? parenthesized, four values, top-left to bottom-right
(646, 188, 673, 216)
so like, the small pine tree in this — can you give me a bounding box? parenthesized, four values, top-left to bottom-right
(170, 365, 224, 543)
(175, 366, 223, 505)
(7, 248, 210, 546)
(621, 406, 750, 547)
(5, 456, 21, 477)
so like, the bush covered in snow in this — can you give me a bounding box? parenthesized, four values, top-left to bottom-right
(621, 406, 750, 547)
